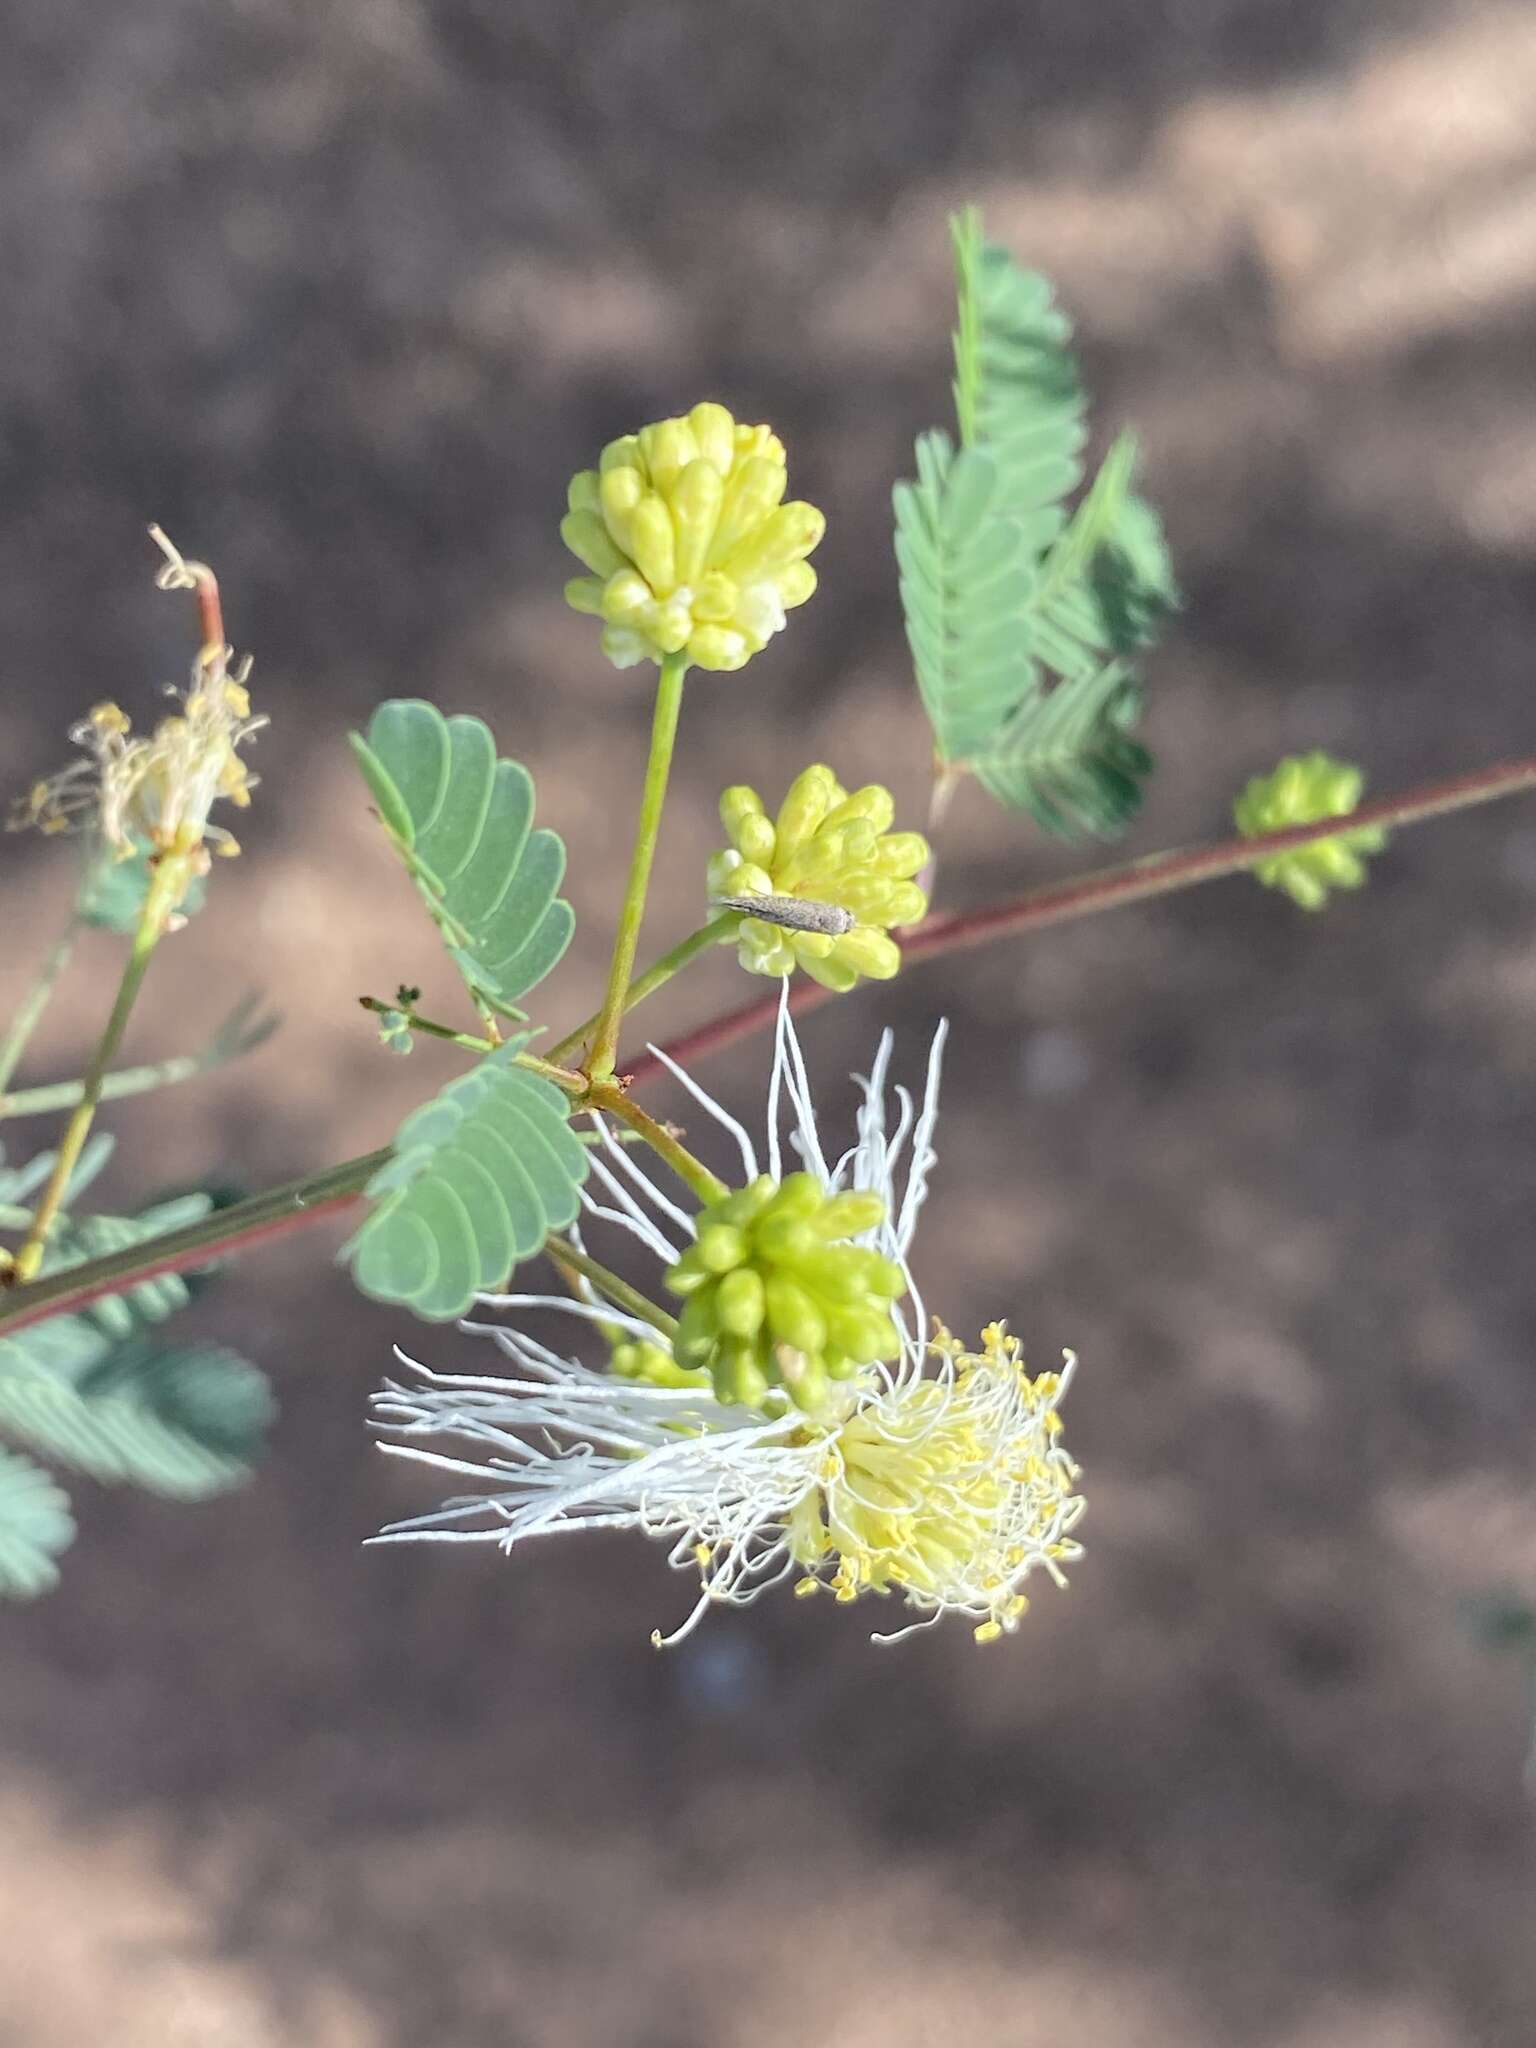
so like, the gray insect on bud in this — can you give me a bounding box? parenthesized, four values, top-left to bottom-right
(713, 892, 857, 937)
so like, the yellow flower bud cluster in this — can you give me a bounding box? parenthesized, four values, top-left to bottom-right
(707, 764, 930, 991)
(561, 402, 824, 673)
(666, 1173, 906, 1413)
(1233, 750, 1387, 911)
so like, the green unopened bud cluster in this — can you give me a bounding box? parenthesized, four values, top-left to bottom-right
(665, 1173, 906, 1412)
(707, 764, 930, 991)
(1234, 751, 1387, 911)
(560, 403, 823, 674)
(609, 1331, 711, 1392)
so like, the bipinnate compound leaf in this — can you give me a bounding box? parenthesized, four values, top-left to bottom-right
(350, 701, 574, 1014)
(342, 1040, 589, 1320)
(0, 1449, 75, 1599)
(0, 1343, 263, 1499)
(0, 1189, 275, 1510)
(896, 211, 1180, 840)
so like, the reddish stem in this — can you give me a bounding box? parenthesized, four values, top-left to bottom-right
(627, 754, 1536, 1083)
(2, 749, 1533, 1338)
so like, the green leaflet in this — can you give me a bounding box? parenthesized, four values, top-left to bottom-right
(971, 665, 1152, 838)
(951, 206, 1087, 548)
(894, 433, 1037, 763)
(342, 1040, 589, 1321)
(0, 1132, 116, 1210)
(897, 210, 1180, 841)
(0, 1449, 75, 1599)
(350, 701, 574, 1015)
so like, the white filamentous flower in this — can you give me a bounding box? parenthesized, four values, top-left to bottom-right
(370, 992, 1084, 1646)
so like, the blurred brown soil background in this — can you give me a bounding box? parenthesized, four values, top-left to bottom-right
(4, 2, 1536, 2042)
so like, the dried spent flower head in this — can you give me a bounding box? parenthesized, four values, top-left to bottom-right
(371, 993, 1084, 1647)
(560, 402, 824, 672)
(707, 764, 930, 990)
(10, 531, 265, 890)
(1234, 750, 1387, 911)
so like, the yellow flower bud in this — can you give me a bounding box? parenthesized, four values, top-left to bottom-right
(671, 460, 724, 584)
(559, 509, 626, 579)
(567, 470, 602, 515)
(687, 626, 751, 673)
(708, 763, 930, 994)
(560, 404, 824, 674)
(688, 401, 736, 475)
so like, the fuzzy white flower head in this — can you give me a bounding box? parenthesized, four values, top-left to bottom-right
(371, 992, 1084, 1646)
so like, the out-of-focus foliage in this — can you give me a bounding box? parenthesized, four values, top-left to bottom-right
(1234, 751, 1388, 910)
(896, 209, 1178, 838)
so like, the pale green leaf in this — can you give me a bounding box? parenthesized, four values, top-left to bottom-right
(342, 1040, 589, 1320)
(0, 1449, 74, 1599)
(350, 701, 574, 1014)
(0, 1359, 256, 1498)
(77, 1341, 275, 1463)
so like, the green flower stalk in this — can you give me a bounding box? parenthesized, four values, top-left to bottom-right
(561, 402, 824, 673)
(1234, 751, 1388, 910)
(707, 764, 930, 991)
(665, 1172, 906, 1412)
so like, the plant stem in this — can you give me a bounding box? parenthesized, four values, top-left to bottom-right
(0, 746, 1530, 1331)
(8, 852, 193, 1281)
(546, 913, 738, 1067)
(358, 995, 493, 1054)
(0, 920, 82, 1099)
(517, 1051, 586, 1094)
(545, 1239, 680, 1341)
(586, 1081, 729, 1205)
(1, 998, 276, 1121)
(627, 750, 1536, 1085)
(586, 652, 689, 1083)
(0, 1147, 391, 1329)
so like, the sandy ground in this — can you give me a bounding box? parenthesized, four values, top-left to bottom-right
(4, 2, 1536, 2042)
